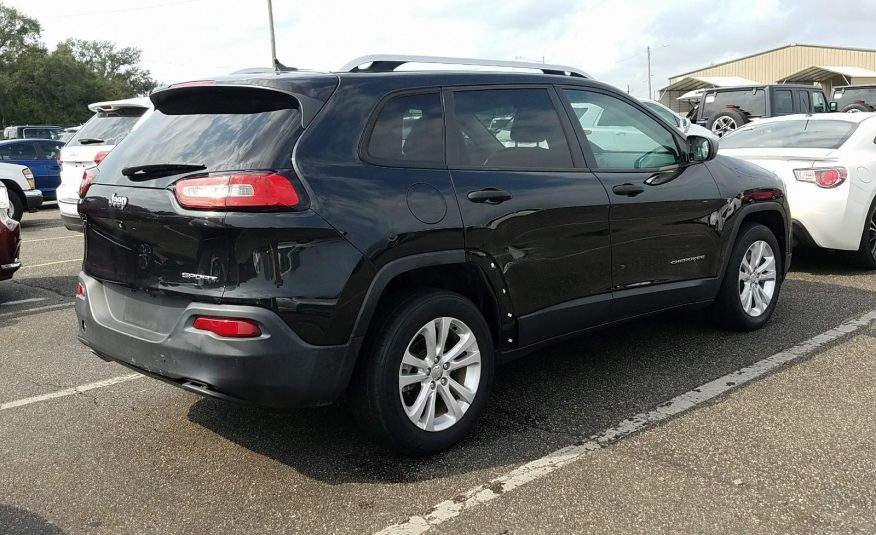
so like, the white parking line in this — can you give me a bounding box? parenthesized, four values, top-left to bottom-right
(376, 308, 876, 535)
(22, 259, 82, 269)
(0, 302, 75, 318)
(22, 235, 81, 244)
(1, 297, 48, 306)
(0, 374, 143, 411)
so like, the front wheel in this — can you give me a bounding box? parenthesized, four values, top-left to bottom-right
(350, 290, 494, 455)
(709, 223, 783, 331)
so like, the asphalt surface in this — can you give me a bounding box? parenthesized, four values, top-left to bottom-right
(1, 208, 874, 535)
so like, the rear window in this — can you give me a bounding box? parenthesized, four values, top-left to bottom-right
(833, 87, 876, 109)
(96, 99, 302, 184)
(721, 120, 857, 149)
(702, 89, 766, 118)
(23, 127, 62, 140)
(68, 108, 147, 147)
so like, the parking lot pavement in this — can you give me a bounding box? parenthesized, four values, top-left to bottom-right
(0, 207, 874, 534)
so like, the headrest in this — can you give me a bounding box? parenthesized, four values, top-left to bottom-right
(510, 107, 550, 143)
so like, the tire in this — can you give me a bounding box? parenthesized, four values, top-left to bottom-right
(350, 289, 495, 455)
(841, 103, 872, 113)
(847, 197, 876, 270)
(707, 109, 748, 137)
(8, 191, 24, 222)
(709, 223, 782, 331)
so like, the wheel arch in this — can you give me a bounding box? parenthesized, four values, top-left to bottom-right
(719, 204, 790, 282)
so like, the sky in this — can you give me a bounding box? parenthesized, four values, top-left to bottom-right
(7, 0, 876, 98)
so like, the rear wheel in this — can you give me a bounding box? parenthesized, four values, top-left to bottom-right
(848, 198, 876, 270)
(707, 109, 748, 137)
(350, 290, 494, 455)
(709, 223, 782, 330)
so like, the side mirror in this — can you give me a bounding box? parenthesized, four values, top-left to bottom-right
(688, 135, 717, 162)
(829, 101, 838, 112)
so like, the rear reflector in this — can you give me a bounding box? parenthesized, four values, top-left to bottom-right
(80, 168, 97, 198)
(174, 172, 299, 210)
(75, 282, 86, 299)
(793, 167, 847, 188)
(94, 151, 110, 165)
(192, 317, 261, 338)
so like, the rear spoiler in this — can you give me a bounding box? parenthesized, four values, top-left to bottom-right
(149, 83, 326, 128)
(88, 98, 152, 113)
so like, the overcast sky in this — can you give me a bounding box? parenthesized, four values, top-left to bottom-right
(7, 0, 876, 97)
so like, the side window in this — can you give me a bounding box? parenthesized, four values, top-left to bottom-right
(775, 90, 794, 114)
(449, 88, 573, 169)
(563, 89, 681, 170)
(812, 91, 827, 113)
(0, 142, 37, 160)
(366, 92, 444, 166)
(798, 90, 811, 113)
(39, 142, 63, 160)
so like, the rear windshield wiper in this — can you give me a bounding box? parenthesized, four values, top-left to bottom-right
(78, 138, 105, 145)
(122, 163, 207, 179)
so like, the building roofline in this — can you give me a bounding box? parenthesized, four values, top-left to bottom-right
(670, 43, 876, 79)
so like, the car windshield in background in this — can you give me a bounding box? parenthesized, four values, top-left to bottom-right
(720, 120, 858, 149)
(68, 108, 146, 147)
(642, 102, 681, 128)
(96, 108, 302, 184)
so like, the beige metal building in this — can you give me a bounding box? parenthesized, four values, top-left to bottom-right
(659, 43, 876, 113)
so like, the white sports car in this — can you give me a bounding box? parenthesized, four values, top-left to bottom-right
(720, 113, 876, 268)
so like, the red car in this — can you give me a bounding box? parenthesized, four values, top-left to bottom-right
(0, 183, 21, 281)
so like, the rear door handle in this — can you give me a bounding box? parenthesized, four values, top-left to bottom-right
(612, 183, 645, 197)
(467, 188, 512, 204)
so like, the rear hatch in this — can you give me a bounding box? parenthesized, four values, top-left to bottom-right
(79, 79, 337, 300)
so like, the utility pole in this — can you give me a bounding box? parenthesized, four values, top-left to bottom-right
(647, 46, 652, 99)
(267, 0, 278, 68)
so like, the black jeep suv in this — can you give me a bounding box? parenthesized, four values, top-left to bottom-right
(75, 57, 790, 454)
(831, 84, 876, 112)
(693, 84, 829, 136)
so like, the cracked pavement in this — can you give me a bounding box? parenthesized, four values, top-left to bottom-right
(0, 208, 874, 534)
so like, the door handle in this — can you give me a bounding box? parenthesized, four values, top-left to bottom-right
(467, 188, 512, 204)
(612, 183, 645, 197)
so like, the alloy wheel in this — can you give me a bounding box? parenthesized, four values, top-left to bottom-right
(738, 240, 777, 317)
(398, 317, 481, 432)
(869, 210, 876, 260)
(712, 116, 737, 136)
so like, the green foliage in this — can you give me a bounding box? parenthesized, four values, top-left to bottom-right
(0, 3, 157, 127)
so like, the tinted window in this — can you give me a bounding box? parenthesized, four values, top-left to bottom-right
(96, 108, 302, 184)
(833, 87, 876, 109)
(22, 127, 62, 140)
(702, 89, 767, 117)
(812, 91, 827, 113)
(450, 88, 572, 169)
(565, 90, 680, 170)
(798, 91, 810, 113)
(774, 90, 793, 114)
(367, 92, 444, 166)
(0, 142, 37, 160)
(37, 141, 64, 160)
(721, 120, 857, 149)
(68, 108, 147, 147)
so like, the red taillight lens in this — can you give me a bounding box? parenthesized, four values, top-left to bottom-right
(192, 316, 261, 338)
(793, 167, 847, 188)
(75, 282, 86, 299)
(94, 151, 110, 165)
(174, 172, 299, 210)
(79, 168, 97, 198)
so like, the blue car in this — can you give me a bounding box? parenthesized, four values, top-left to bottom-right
(0, 139, 64, 202)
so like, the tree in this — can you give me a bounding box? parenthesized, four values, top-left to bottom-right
(0, 5, 43, 66)
(57, 39, 156, 96)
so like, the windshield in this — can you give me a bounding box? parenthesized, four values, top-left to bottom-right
(642, 102, 681, 128)
(68, 108, 147, 147)
(721, 119, 858, 149)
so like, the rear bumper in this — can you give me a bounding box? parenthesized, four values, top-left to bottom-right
(75, 273, 362, 407)
(0, 260, 20, 281)
(24, 189, 43, 212)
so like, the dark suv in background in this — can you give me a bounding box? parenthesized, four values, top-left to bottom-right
(830, 84, 876, 112)
(692, 84, 828, 136)
(75, 56, 791, 454)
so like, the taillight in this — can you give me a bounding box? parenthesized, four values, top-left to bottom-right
(75, 282, 86, 299)
(793, 167, 847, 188)
(174, 172, 299, 210)
(94, 151, 110, 165)
(192, 316, 261, 338)
(80, 168, 97, 198)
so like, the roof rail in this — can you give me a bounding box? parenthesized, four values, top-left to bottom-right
(339, 54, 590, 78)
